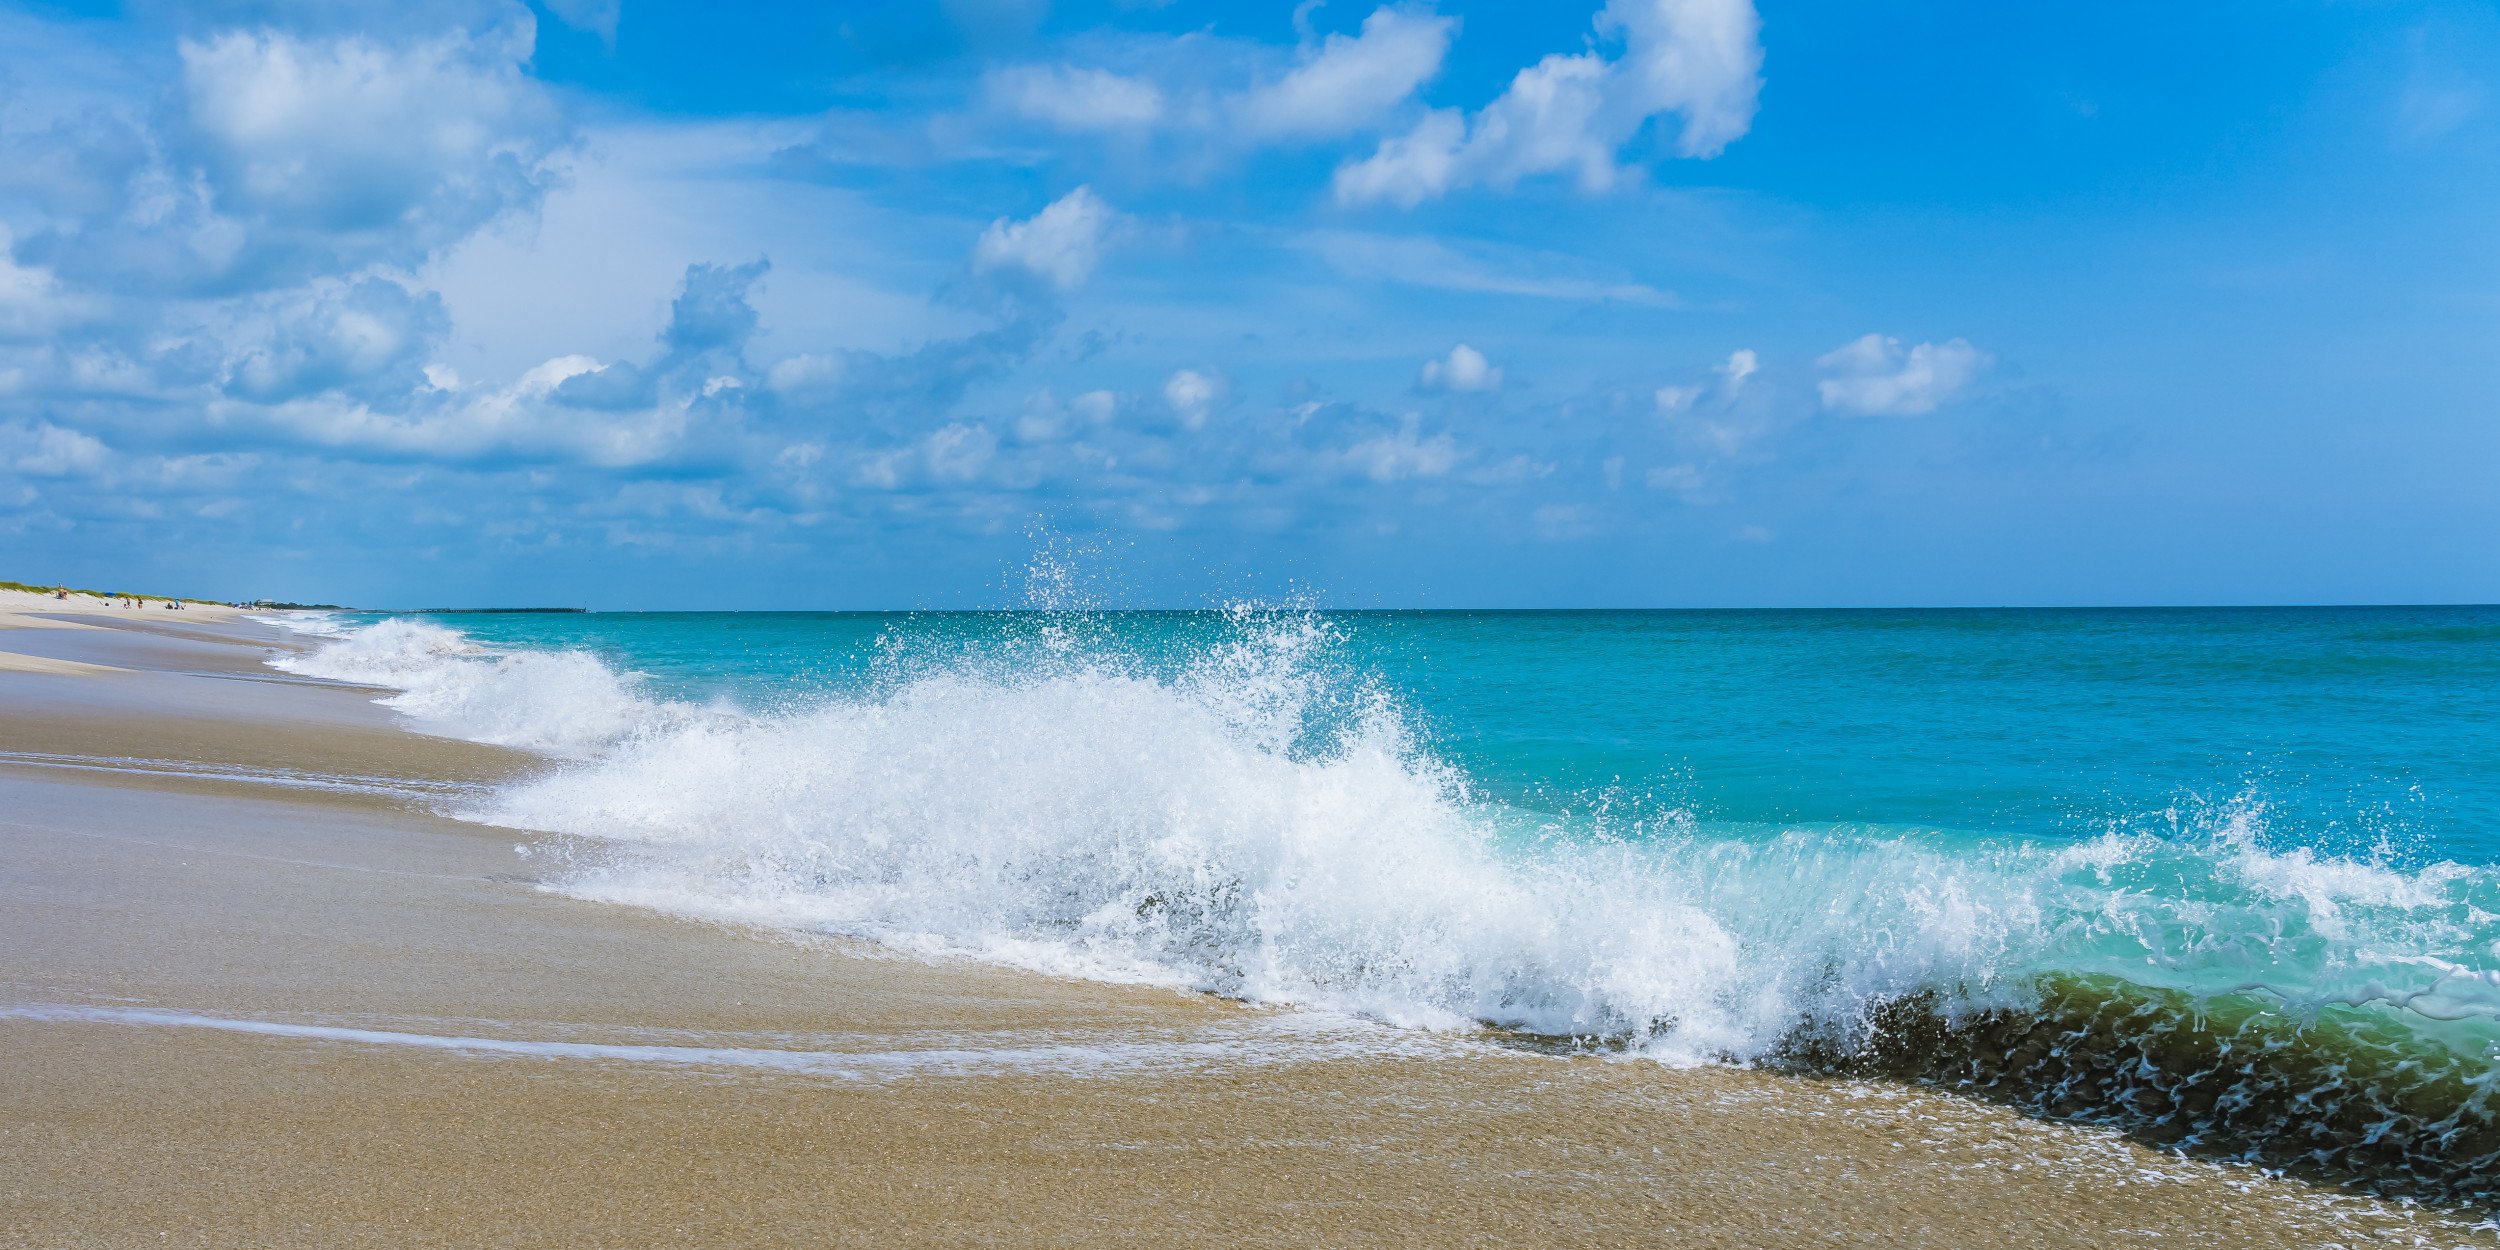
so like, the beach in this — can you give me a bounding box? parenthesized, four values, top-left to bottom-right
(0, 594, 2488, 1248)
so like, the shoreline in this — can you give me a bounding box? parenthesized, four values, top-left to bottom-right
(0, 599, 2488, 1247)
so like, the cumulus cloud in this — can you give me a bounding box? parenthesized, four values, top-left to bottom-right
(1719, 347, 1759, 392)
(1335, 0, 1761, 206)
(1343, 413, 1458, 481)
(0, 7, 1709, 575)
(1418, 343, 1501, 392)
(163, 260, 786, 470)
(175, 21, 564, 265)
(1011, 387, 1119, 441)
(924, 422, 999, 481)
(1654, 349, 1751, 412)
(1163, 368, 1223, 427)
(1603, 0, 1764, 159)
(223, 276, 449, 403)
(8, 16, 567, 296)
(1816, 334, 1990, 415)
(663, 260, 771, 358)
(1237, 6, 1456, 139)
(0, 239, 74, 341)
(973, 186, 1121, 290)
(1071, 389, 1118, 424)
(4, 422, 110, 477)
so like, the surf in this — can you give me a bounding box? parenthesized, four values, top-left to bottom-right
(265, 605, 2500, 1204)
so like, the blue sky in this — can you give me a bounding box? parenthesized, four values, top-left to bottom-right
(2, 0, 2494, 608)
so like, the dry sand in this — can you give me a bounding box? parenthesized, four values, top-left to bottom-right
(0, 607, 2487, 1248)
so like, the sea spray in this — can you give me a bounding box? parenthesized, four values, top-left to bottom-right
(461, 609, 2058, 1056)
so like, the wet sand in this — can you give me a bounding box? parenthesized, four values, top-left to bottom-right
(0, 606, 2485, 1248)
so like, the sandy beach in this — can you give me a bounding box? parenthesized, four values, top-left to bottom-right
(0, 595, 2486, 1248)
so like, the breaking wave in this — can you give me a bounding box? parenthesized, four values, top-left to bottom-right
(266, 607, 2500, 1203)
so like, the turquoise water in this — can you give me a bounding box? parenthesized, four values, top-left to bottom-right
(341, 606, 2500, 856)
(280, 605, 2500, 1200)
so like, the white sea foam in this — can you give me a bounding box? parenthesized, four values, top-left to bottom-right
(272, 611, 2500, 1061)
(269, 617, 679, 755)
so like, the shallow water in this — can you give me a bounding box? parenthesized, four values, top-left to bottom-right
(267, 604, 2500, 1201)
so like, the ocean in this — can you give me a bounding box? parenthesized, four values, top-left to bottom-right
(267, 604, 2500, 1202)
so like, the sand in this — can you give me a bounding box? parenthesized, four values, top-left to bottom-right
(0, 608, 2487, 1248)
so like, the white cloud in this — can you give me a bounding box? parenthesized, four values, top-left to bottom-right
(1418, 343, 1501, 392)
(224, 277, 448, 402)
(1237, 6, 1456, 139)
(1331, 109, 1468, 207)
(1602, 0, 1766, 159)
(1454, 51, 1620, 191)
(514, 354, 603, 391)
(5, 422, 110, 477)
(1344, 414, 1457, 481)
(1816, 334, 1990, 415)
(988, 6, 1450, 158)
(0, 239, 72, 340)
(1071, 389, 1118, 424)
(991, 65, 1167, 131)
(1656, 348, 1751, 413)
(925, 422, 998, 481)
(1719, 347, 1758, 392)
(973, 186, 1121, 290)
(177, 21, 563, 246)
(1335, 0, 1762, 205)
(196, 259, 781, 468)
(1163, 368, 1222, 427)
(766, 352, 844, 397)
(1012, 386, 1119, 441)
